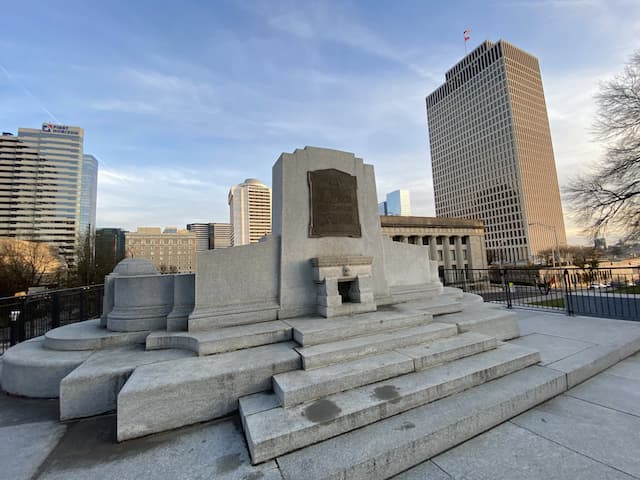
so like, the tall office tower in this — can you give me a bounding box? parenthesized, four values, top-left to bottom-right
(426, 40, 567, 264)
(209, 222, 232, 249)
(95, 227, 126, 274)
(0, 124, 96, 267)
(80, 155, 98, 244)
(385, 190, 411, 216)
(186, 223, 211, 251)
(228, 178, 272, 246)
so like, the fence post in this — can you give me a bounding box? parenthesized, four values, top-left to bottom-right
(502, 269, 512, 309)
(51, 292, 61, 329)
(563, 269, 574, 316)
(79, 288, 86, 322)
(9, 297, 26, 346)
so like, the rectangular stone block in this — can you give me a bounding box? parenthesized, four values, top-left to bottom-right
(398, 332, 497, 370)
(548, 335, 640, 388)
(117, 342, 301, 441)
(273, 351, 415, 408)
(60, 346, 193, 420)
(297, 323, 457, 370)
(287, 310, 431, 346)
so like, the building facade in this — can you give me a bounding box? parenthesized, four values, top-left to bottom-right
(426, 40, 567, 265)
(0, 124, 97, 267)
(209, 222, 232, 249)
(186, 223, 211, 252)
(95, 228, 126, 275)
(80, 155, 98, 243)
(228, 178, 272, 246)
(125, 227, 197, 273)
(384, 189, 411, 216)
(380, 215, 487, 280)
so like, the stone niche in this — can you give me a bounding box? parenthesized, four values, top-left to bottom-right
(311, 256, 376, 317)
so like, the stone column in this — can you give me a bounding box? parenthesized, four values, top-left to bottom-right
(442, 236, 452, 270)
(455, 236, 464, 269)
(428, 236, 438, 263)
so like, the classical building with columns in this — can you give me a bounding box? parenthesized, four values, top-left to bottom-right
(380, 215, 487, 280)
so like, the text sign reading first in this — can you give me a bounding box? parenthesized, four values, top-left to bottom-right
(42, 123, 80, 135)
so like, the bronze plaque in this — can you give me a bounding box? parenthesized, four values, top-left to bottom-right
(308, 169, 361, 237)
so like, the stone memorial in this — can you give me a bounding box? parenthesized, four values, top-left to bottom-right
(3, 146, 589, 479)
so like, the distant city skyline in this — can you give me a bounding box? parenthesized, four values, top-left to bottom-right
(1, 1, 638, 244)
(0, 124, 98, 266)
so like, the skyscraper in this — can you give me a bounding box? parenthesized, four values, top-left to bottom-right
(0, 124, 98, 266)
(95, 227, 126, 275)
(209, 223, 232, 249)
(186, 223, 211, 251)
(228, 178, 271, 246)
(80, 154, 98, 243)
(426, 40, 567, 264)
(384, 190, 411, 216)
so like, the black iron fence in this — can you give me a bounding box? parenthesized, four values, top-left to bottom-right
(443, 266, 640, 321)
(0, 284, 104, 355)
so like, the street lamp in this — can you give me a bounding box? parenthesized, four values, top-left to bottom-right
(529, 222, 560, 268)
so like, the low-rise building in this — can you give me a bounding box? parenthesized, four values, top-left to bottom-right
(380, 215, 487, 280)
(125, 227, 197, 273)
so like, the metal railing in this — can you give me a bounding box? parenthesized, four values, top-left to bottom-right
(0, 284, 104, 355)
(443, 266, 640, 320)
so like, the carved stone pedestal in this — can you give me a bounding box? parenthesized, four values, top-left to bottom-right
(311, 256, 377, 317)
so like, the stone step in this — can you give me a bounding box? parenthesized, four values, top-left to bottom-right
(397, 295, 464, 316)
(396, 332, 498, 371)
(116, 342, 300, 441)
(60, 345, 194, 420)
(461, 292, 484, 306)
(242, 343, 541, 463)
(43, 319, 150, 351)
(274, 332, 497, 408)
(285, 308, 431, 347)
(1, 338, 92, 398)
(296, 323, 458, 370)
(145, 320, 292, 356)
(275, 365, 566, 480)
(441, 287, 464, 299)
(273, 351, 415, 408)
(438, 307, 520, 340)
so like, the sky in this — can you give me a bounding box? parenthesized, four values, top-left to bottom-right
(1, 0, 639, 245)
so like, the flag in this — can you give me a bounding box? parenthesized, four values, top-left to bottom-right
(463, 29, 471, 42)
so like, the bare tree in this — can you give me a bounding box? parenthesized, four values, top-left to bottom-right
(0, 238, 65, 296)
(567, 50, 640, 241)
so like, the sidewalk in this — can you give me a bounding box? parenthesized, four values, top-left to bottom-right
(2, 309, 640, 480)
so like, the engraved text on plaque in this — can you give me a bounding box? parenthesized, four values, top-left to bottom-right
(308, 169, 361, 237)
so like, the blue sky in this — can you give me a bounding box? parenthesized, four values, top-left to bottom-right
(1, 0, 639, 244)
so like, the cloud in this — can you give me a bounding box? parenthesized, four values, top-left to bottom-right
(90, 99, 160, 114)
(96, 166, 232, 229)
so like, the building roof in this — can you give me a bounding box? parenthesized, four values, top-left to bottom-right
(379, 215, 484, 229)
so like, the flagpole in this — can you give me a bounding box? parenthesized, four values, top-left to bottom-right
(463, 29, 471, 56)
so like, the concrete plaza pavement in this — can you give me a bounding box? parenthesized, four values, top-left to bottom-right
(2, 308, 640, 480)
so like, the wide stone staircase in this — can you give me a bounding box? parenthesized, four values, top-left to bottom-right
(3, 286, 571, 479)
(237, 290, 544, 473)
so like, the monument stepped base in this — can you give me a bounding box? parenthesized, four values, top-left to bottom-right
(242, 343, 540, 463)
(275, 365, 566, 480)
